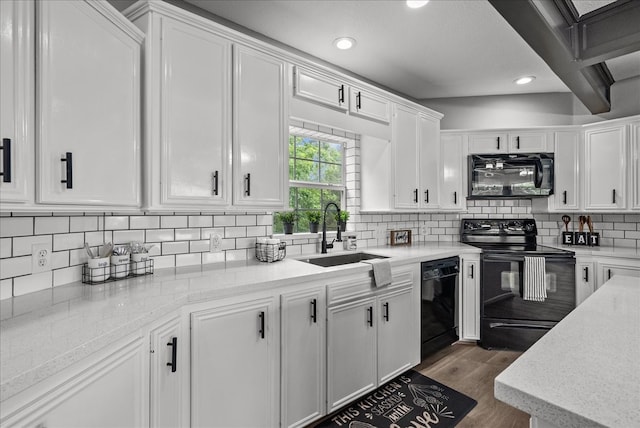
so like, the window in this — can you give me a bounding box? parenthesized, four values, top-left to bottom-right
(273, 128, 347, 234)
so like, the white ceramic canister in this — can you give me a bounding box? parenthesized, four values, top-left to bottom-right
(131, 253, 149, 275)
(88, 257, 110, 282)
(110, 254, 130, 278)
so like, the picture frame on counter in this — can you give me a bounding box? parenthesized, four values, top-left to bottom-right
(390, 229, 412, 246)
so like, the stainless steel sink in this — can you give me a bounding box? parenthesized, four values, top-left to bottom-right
(299, 252, 388, 267)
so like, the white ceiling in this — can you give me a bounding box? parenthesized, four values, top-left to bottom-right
(182, 0, 573, 100)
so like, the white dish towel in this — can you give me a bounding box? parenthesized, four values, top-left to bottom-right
(523, 256, 547, 302)
(363, 259, 392, 288)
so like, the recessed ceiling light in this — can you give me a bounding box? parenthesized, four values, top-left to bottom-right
(406, 1, 430, 8)
(334, 37, 356, 50)
(514, 76, 536, 85)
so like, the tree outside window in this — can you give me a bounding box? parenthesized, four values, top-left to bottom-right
(274, 133, 345, 233)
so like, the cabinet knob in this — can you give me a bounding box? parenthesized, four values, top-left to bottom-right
(1, 138, 11, 183)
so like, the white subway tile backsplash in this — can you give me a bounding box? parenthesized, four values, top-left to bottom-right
(175, 229, 200, 241)
(104, 216, 129, 230)
(189, 240, 210, 253)
(176, 253, 201, 267)
(145, 229, 175, 242)
(53, 233, 85, 251)
(34, 217, 69, 235)
(151, 255, 176, 269)
(225, 249, 248, 261)
(161, 216, 187, 228)
(202, 252, 225, 264)
(50, 251, 69, 270)
(246, 226, 266, 237)
(1, 279, 12, 300)
(53, 266, 82, 287)
(1, 256, 32, 280)
(188, 215, 213, 228)
(130, 215, 160, 229)
(1, 217, 34, 237)
(1, 238, 12, 259)
(225, 227, 246, 238)
(214, 215, 236, 227)
(113, 230, 146, 245)
(13, 272, 52, 296)
(236, 215, 257, 226)
(70, 216, 98, 232)
(84, 231, 107, 247)
(162, 241, 189, 255)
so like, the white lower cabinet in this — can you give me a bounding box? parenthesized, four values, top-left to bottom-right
(326, 267, 419, 412)
(149, 315, 189, 428)
(190, 296, 279, 428)
(575, 258, 596, 305)
(596, 257, 640, 287)
(1, 335, 149, 427)
(460, 255, 480, 341)
(280, 286, 326, 428)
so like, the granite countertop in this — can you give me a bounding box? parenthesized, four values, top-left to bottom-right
(547, 244, 640, 259)
(0, 242, 479, 403)
(494, 275, 640, 427)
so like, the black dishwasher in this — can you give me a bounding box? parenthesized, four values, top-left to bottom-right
(421, 257, 459, 359)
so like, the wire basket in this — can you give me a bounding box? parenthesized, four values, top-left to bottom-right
(82, 259, 154, 285)
(255, 242, 286, 263)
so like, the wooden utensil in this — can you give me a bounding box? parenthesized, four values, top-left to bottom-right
(587, 216, 593, 233)
(561, 215, 570, 232)
(578, 216, 585, 233)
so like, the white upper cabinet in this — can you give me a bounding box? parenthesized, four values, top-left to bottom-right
(468, 130, 549, 154)
(233, 45, 287, 208)
(440, 133, 466, 211)
(468, 132, 508, 154)
(392, 105, 420, 209)
(419, 113, 441, 209)
(632, 120, 640, 210)
(551, 130, 580, 211)
(348, 86, 391, 124)
(584, 124, 627, 210)
(293, 66, 347, 111)
(37, 0, 143, 207)
(0, 0, 34, 205)
(131, 10, 231, 210)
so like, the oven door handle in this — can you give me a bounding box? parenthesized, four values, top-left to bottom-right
(489, 322, 552, 330)
(482, 254, 575, 262)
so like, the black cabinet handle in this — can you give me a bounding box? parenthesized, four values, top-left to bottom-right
(608, 269, 612, 280)
(367, 306, 373, 327)
(166, 337, 177, 373)
(258, 311, 265, 339)
(497, 136, 500, 150)
(470, 264, 474, 279)
(612, 189, 616, 204)
(414, 188, 418, 203)
(563, 190, 567, 205)
(1, 138, 11, 183)
(338, 85, 345, 103)
(383, 302, 389, 322)
(310, 298, 317, 323)
(516, 136, 520, 150)
(244, 173, 251, 196)
(212, 170, 219, 196)
(60, 152, 73, 189)
(454, 191, 457, 204)
(583, 266, 589, 282)
(356, 91, 361, 109)
(424, 189, 429, 203)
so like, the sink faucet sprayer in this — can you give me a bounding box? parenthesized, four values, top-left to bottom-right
(321, 202, 342, 254)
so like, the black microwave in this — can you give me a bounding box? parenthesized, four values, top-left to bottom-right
(468, 153, 554, 198)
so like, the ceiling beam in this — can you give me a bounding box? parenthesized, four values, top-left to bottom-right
(489, 0, 613, 114)
(572, 0, 640, 67)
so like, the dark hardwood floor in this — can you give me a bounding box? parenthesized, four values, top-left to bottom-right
(414, 342, 530, 428)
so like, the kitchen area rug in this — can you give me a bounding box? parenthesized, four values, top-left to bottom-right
(315, 370, 476, 428)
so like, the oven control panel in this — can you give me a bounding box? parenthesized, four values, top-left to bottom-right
(461, 219, 537, 235)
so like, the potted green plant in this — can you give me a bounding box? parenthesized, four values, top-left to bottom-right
(305, 211, 322, 233)
(277, 212, 298, 234)
(335, 210, 350, 232)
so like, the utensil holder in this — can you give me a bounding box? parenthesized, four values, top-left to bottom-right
(111, 254, 131, 278)
(87, 257, 110, 282)
(131, 253, 150, 275)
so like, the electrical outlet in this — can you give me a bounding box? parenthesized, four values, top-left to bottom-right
(209, 233, 222, 253)
(420, 225, 427, 235)
(32, 244, 52, 273)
